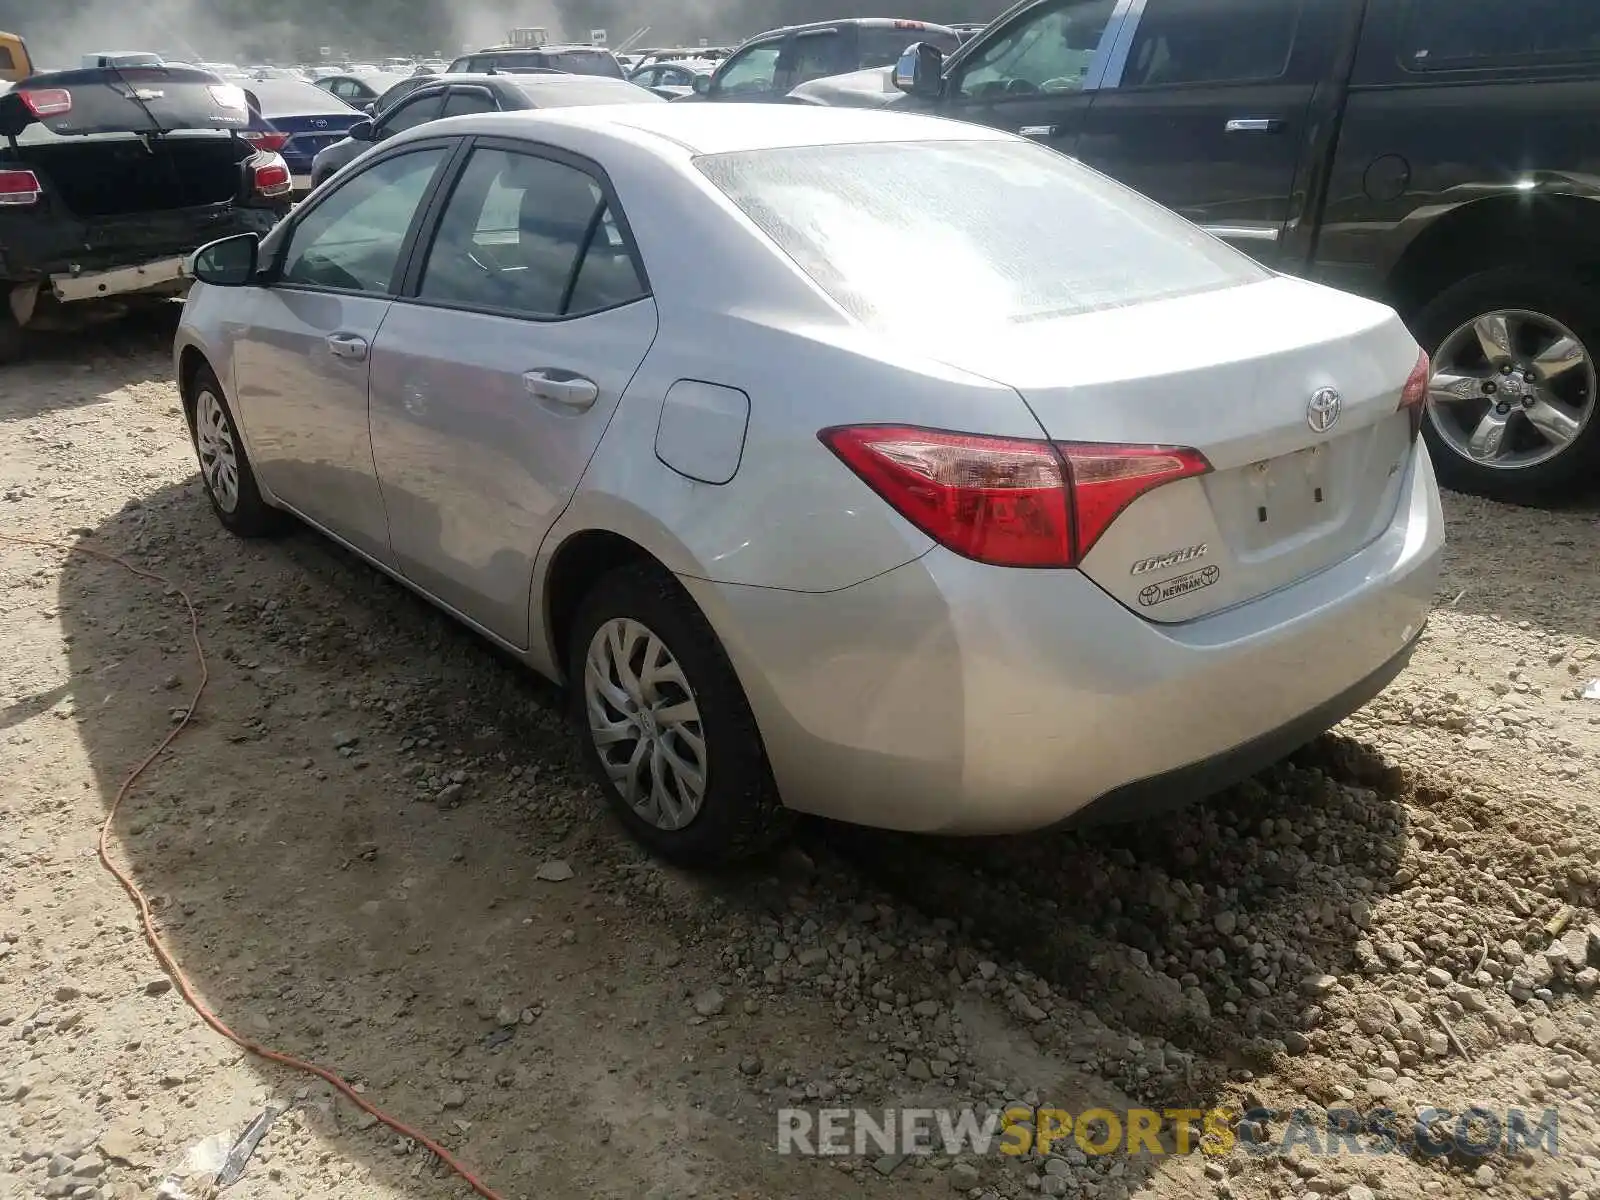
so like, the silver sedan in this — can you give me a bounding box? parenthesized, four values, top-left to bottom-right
(174, 104, 1444, 865)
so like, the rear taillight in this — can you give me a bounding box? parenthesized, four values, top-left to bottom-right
(1398, 349, 1430, 440)
(242, 130, 290, 152)
(0, 169, 43, 206)
(250, 152, 293, 198)
(19, 88, 72, 117)
(1056, 442, 1212, 559)
(819, 425, 1210, 568)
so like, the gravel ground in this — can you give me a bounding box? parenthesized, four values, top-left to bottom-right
(2, 319, 1600, 1200)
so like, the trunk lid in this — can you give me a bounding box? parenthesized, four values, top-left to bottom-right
(0, 65, 250, 137)
(921, 276, 1423, 622)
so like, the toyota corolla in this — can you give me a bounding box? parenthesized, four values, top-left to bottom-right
(173, 104, 1443, 865)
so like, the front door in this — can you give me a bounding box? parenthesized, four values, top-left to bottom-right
(229, 145, 451, 563)
(368, 142, 658, 645)
(1074, 0, 1330, 262)
(938, 0, 1125, 156)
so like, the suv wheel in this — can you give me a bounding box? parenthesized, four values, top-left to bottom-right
(1415, 268, 1600, 503)
(568, 563, 790, 866)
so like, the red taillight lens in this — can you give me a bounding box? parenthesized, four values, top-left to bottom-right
(1398, 349, 1430, 440)
(20, 88, 72, 117)
(0, 168, 43, 206)
(251, 152, 293, 198)
(1056, 442, 1212, 560)
(819, 425, 1211, 568)
(242, 130, 290, 152)
(820, 425, 1072, 567)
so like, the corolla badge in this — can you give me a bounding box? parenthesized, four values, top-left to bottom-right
(1306, 386, 1341, 433)
(311, 118, 328, 127)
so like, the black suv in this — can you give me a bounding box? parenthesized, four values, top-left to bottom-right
(797, 0, 1600, 503)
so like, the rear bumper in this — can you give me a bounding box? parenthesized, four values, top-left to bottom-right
(0, 203, 281, 290)
(51, 256, 187, 302)
(683, 445, 1443, 835)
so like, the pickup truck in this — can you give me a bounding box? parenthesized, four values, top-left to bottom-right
(794, 0, 1600, 503)
(0, 65, 293, 361)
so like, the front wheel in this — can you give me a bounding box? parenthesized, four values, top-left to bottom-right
(186, 364, 286, 537)
(567, 563, 790, 866)
(1415, 268, 1600, 504)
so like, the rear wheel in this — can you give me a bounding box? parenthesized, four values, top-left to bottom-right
(186, 365, 285, 537)
(1416, 268, 1600, 503)
(567, 563, 790, 866)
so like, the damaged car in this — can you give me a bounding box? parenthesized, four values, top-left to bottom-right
(0, 64, 294, 360)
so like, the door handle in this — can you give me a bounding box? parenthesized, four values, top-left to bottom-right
(1225, 118, 1284, 134)
(523, 368, 599, 410)
(325, 333, 368, 361)
(1019, 125, 1057, 139)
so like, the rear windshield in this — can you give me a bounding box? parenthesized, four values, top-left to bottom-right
(247, 78, 360, 117)
(695, 139, 1266, 338)
(515, 79, 665, 106)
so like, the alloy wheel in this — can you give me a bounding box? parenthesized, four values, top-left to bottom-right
(583, 617, 708, 831)
(1427, 308, 1596, 471)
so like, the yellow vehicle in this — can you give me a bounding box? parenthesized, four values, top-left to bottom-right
(0, 31, 33, 83)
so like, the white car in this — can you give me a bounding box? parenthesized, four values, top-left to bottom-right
(173, 105, 1443, 865)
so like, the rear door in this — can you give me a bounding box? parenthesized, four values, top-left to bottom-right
(937, 0, 1127, 155)
(368, 140, 658, 644)
(1074, 0, 1339, 263)
(229, 144, 455, 565)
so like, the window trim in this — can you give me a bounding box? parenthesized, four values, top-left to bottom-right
(1393, 0, 1600, 75)
(1110, 0, 1306, 93)
(267, 137, 467, 300)
(393, 134, 653, 324)
(948, 0, 1135, 104)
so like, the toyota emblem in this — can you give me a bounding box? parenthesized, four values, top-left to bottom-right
(1307, 386, 1341, 433)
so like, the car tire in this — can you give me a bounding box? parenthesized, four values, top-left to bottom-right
(0, 310, 23, 365)
(185, 364, 286, 537)
(567, 562, 791, 867)
(1413, 267, 1600, 504)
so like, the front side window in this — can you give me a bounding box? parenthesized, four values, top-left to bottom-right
(418, 147, 645, 317)
(954, 0, 1116, 98)
(697, 139, 1265, 342)
(281, 148, 447, 293)
(715, 42, 782, 95)
(1399, 0, 1600, 70)
(1120, 0, 1301, 88)
(379, 93, 444, 136)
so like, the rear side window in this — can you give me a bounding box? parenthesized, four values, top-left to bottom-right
(1399, 0, 1600, 70)
(858, 27, 961, 67)
(418, 147, 645, 317)
(787, 32, 848, 86)
(696, 139, 1265, 341)
(1121, 0, 1302, 88)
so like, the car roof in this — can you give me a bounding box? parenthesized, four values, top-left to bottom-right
(742, 16, 960, 42)
(422, 101, 1011, 158)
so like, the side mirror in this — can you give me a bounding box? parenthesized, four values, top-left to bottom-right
(189, 233, 259, 287)
(349, 118, 374, 141)
(361, 100, 377, 115)
(691, 72, 710, 95)
(892, 42, 945, 98)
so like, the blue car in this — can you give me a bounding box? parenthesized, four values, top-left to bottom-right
(243, 78, 364, 194)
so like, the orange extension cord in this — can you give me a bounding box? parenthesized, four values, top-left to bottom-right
(2, 534, 506, 1200)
